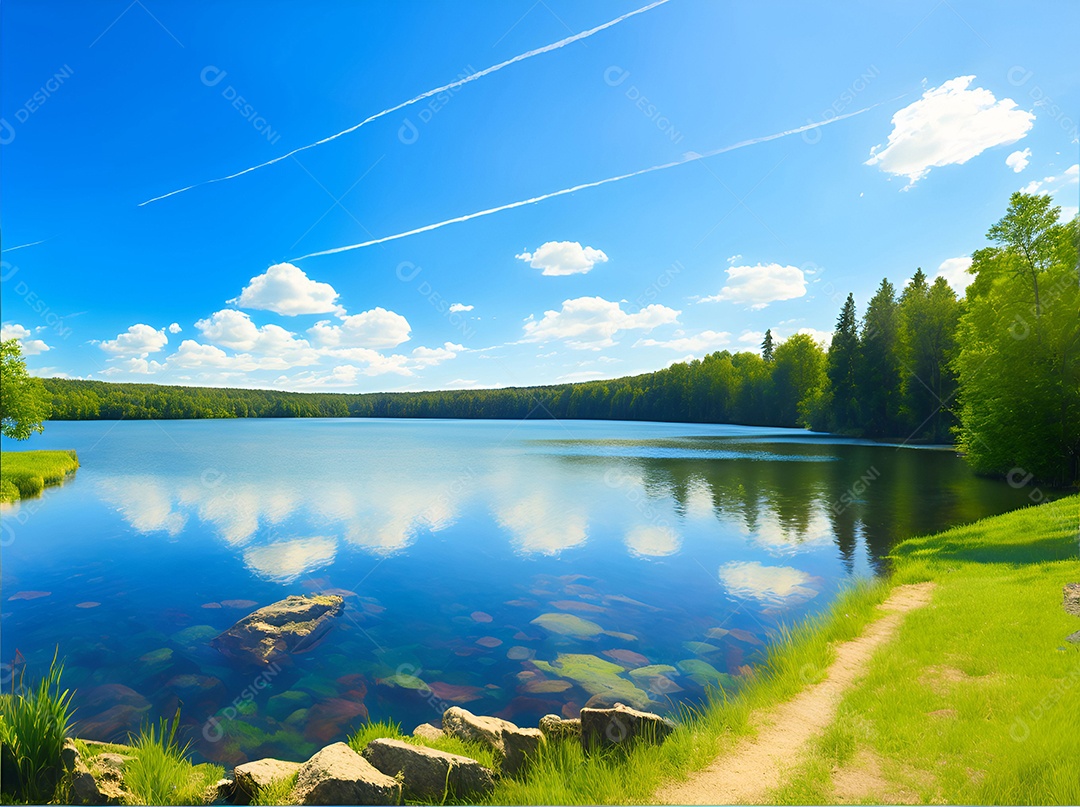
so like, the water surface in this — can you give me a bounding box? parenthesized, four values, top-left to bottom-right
(0, 419, 1052, 764)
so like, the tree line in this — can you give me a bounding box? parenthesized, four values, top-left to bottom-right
(12, 193, 1078, 485)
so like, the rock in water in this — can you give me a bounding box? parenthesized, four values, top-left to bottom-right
(1064, 583, 1080, 618)
(442, 707, 545, 775)
(363, 738, 495, 801)
(212, 595, 344, 666)
(233, 758, 302, 802)
(293, 743, 401, 806)
(580, 703, 676, 752)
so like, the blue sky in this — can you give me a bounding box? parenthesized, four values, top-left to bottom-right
(2, 0, 1078, 392)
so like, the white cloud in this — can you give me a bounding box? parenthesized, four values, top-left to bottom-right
(866, 76, 1034, 187)
(308, 307, 411, 349)
(516, 241, 609, 276)
(1020, 164, 1078, 220)
(1006, 148, 1031, 173)
(701, 263, 808, 309)
(449, 303, 474, 313)
(411, 342, 465, 367)
(522, 296, 679, 349)
(1, 323, 50, 355)
(717, 560, 816, 607)
(556, 370, 607, 382)
(635, 329, 731, 352)
(935, 256, 975, 293)
(194, 309, 320, 364)
(737, 330, 764, 345)
(100, 324, 168, 357)
(231, 263, 342, 315)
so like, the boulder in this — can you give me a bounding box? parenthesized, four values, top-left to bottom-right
(212, 595, 344, 666)
(363, 738, 494, 801)
(232, 758, 302, 802)
(580, 703, 676, 752)
(206, 778, 234, 803)
(61, 738, 80, 773)
(442, 707, 546, 775)
(1066, 630, 1080, 644)
(293, 743, 401, 806)
(1064, 584, 1080, 618)
(538, 714, 581, 741)
(412, 723, 444, 742)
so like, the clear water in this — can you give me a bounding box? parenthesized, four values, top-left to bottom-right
(0, 419, 1053, 765)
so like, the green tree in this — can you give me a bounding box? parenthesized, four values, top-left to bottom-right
(761, 329, 775, 362)
(954, 196, 1079, 483)
(1, 340, 51, 439)
(858, 278, 901, 437)
(771, 333, 827, 427)
(825, 294, 860, 432)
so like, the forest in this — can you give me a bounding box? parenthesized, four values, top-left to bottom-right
(34, 194, 1080, 484)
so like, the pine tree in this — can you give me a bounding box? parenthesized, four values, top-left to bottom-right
(826, 294, 860, 432)
(857, 278, 901, 436)
(761, 329, 775, 362)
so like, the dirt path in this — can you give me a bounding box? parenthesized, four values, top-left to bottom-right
(656, 582, 935, 805)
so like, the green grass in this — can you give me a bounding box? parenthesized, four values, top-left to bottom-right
(769, 495, 1080, 805)
(251, 771, 298, 806)
(0, 651, 75, 804)
(347, 718, 499, 772)
(0, 450, 79, 503)
(123, 711, 224, 806)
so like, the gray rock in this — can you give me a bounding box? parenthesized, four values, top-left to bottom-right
(1066, 630, 1080, 644)
(442, 707, 546, 776)
(206, 778, 234, 803)
(539, 714, 581, 740)
(293, 742, 401, 806)
(61, 738, 80, 773)
(580, 703, 676, 752)
(411, 722, 444, 742)
(363, 738, 494, 801)
(1064, 583, 1080, 618)
(212, 595, 344, 666)
(232, 758, 302, 802)
(68, 759, 103, 805)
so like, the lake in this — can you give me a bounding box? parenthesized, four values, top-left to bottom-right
(0, 418, 1054, 765)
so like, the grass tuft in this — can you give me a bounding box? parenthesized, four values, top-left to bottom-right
(123, 706, 224, 805)
(0, 450, 79, 503)
(0, 649, 75, 804)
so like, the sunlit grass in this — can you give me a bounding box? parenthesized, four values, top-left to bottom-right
(123, 709, 224, 806)
(770, 495, 1080, 806)
(0, 450, 79, 503)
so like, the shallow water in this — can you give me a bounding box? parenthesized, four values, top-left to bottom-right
(0, 419, 1054, 764)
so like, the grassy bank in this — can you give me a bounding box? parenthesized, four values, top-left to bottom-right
(0, 450, 79, 503)
(768, 495, 1079, 805)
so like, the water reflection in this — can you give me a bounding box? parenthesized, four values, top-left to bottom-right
(91, 430, 1060, 581)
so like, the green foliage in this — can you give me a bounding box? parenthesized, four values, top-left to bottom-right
(0, 340, 51, 440)
(346, 719, 405, 754)
(858, 279, 902, 437)
(124, 707, 224, 806)
(823, 294, 861, 432)
(0, 449, 79, 503)
(0, 650, 75, 804)
(954, 196, 1079, 484)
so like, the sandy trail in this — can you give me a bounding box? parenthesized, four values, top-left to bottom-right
(656, 582, 935, 805)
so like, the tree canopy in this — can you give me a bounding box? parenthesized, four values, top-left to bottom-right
(1, 339, 51, 440)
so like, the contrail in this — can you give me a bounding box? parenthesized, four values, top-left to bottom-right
(1, 239, 47, 253)
(294, 100, 896, 260)
(139, 0, 674, 207)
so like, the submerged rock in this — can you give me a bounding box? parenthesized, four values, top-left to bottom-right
(580, 703, 676, 751)
(363, 738, 495, 801)
(293, 742, 401, 806)
(212, 595, 343, 666)
(442, 707, 544, 776)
